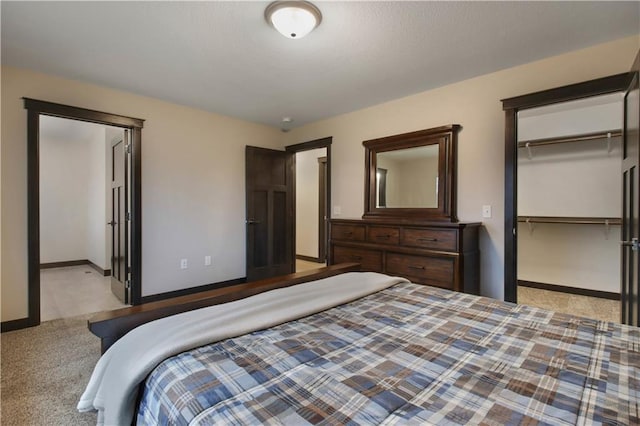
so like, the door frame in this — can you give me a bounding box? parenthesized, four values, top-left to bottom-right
(286, 137, 332, 265)
(622, 51, 640, 325)
(501, 74, 630, 303)
(22, 98, 144, 328)
(318, 156, 328, 262)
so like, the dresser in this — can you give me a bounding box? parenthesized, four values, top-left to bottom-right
(329, 219, 481, 294)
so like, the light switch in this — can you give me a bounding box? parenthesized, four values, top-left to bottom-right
(482, 205, 492, 218)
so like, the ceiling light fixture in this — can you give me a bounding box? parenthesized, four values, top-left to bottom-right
(265, 1, 322, 39)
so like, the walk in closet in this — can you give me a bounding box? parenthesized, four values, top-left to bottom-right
(517, 93, 623, 299)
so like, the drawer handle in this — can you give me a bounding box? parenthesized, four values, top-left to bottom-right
(376, 234, 391, 239)
(351, 255, 363, 261)
(408, 265, 426, 270)
(343, 231, 353, 236)
(418, 238, 438, 242)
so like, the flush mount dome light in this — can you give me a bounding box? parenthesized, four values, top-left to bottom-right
(265, 1, 322, 39)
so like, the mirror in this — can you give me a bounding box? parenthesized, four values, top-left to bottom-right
(363, 125, 459, 222)
(376, 144, 440, 208)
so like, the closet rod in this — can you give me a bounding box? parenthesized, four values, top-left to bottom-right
(517, 216, 621, 225)
(517, 129, 621, 149)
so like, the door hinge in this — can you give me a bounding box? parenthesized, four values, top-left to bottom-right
(125, 280, 131, 289)
(622, 237, 640, 251)
(126, 211, 131, 221)
(125, 143, 132, 154)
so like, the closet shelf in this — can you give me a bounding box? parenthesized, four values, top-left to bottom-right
(517, 216, 621, 225)
(517, 129, 621, 149)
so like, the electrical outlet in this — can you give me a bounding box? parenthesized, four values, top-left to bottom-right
(205, 255, 212, 266)
(180, 258, 188, 269)
(482, 205, 492, 218)
(333, 205, 341, 215)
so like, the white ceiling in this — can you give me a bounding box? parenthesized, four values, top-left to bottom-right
(2, 1, 638, 130)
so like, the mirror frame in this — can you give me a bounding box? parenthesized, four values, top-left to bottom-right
(363, 124, 460, 222)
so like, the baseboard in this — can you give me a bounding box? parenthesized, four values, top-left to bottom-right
(296, 254, 323, 263)
(40, 259, 88, 269)
(40, 259, 111, 276)
(87, 261, 111, 277)
(140, 277, 247, 304)
(1, 317, 38, 333)
(518, 280, 620, 301)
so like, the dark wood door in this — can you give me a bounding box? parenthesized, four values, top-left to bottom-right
(110, 131, 130, 303)
(622, 51, 640, 326)
(318, 156, 327, 262)
(246, 146, 294, 281)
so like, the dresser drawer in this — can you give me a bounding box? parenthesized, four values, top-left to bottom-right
(401, 228, 457, 251)
(331, 224, 365, 242)
(333, 246, 382, 272)
(367, 226, 400, 245)
(386, 252, 454, 288)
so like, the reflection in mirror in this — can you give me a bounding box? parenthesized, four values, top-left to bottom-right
(375, 144, 439, 208)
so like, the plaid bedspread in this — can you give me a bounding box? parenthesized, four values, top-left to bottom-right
(136, 282, 640, 425)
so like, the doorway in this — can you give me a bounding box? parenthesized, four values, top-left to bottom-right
(502, 74, 631, 321)
(294, 147, 327, 272)
(287, 138, 332, 273)
(23, 98, 144, 328)
(39, 116, 128, 320)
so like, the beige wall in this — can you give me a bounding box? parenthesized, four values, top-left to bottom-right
(2, 36, 638, 322)
(1, 66, 283, 322)
(283, 35, 639, 299)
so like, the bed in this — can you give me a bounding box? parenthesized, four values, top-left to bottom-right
(79, 266, 640, 425)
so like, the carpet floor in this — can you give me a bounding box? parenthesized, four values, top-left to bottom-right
(1, 314, 100, 425)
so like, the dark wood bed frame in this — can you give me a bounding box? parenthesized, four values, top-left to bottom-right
(88, 263, 360, 353)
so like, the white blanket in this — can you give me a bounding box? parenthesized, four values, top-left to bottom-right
(78, 272, 407, 426)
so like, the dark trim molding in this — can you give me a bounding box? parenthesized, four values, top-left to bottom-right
(296, 254, 323, 263)
(22, 98, 145, 331)
(140, 277, 247, 304)
(1, 317, 38, 333)
(88, 261, 111, 277)
(318, 156, 328, 262)
(501, 73, 630, 303)
(285, 137, 332, 153)
(501, 73, 631, 110)
(23, 98, 145, 128)
(40, 259, 110, 276)
(27, 108, 41, 326)
(518, 280, 620, 301)
(40, 260, 88, 269)
(504, 109, 517, 303)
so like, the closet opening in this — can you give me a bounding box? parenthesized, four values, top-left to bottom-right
(516, 94, 623, 322)
(502, 73, 631, 323)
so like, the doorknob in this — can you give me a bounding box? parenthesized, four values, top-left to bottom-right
(622, 238, 639, 251)
(246, 219, 261, 225)
(107, 221, 116, 226)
